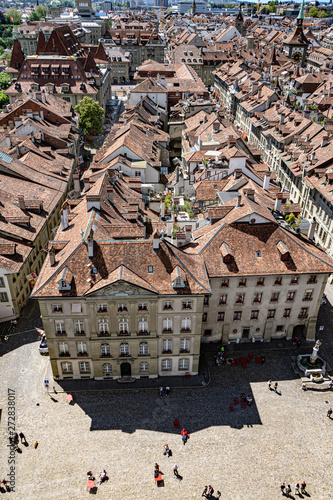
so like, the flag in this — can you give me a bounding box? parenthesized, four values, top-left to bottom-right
(10, 16, 14, 22)
(27, 271, 38, 286)
(67, 9, 70, 13)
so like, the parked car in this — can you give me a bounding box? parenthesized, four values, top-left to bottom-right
(39, 335, 49, 355)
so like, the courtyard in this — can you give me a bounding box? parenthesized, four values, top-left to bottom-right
(1, 329, 333, 499)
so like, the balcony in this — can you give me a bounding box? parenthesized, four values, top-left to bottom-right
(180, 349, 190, 353)
(235, 300, 244, 304)
(270, 298, 278, 303)
(118, 330, 129, 336)
(163, 305, 173, 310)
(181, 328, 191, 333)
(97, 309, 107, 314)
(55, 331, 67, 336)
(78, 351, 88, 357)
(59, 352, 70, 357)
(118, 307, 128, 313)
(162, 349, 172, 354)
(74, 331, 85, 336)
(138, 306, 148, 312)
(182, 305, 192, 310)
(303, 297, 313, 301)
(100, 353, 112, 358)
(119, 353, 130, 357)
(162, 328, 173, 333)
(137, 330, 149, 336)
(97, 331, 110, 337)
(53, 308, 63, 313)
(298, 313, 308, 319)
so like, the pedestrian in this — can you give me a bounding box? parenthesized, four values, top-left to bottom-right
(300, 481, 306, 493)
(285, 484, 291, 497)
(181, 427, 189, 445)
(97, 470, 107, 484)
(182, 434, 187, 445)
(302, 382, 307, 391)
(274, 382, 278, 393)
(33, 441, 38, 449)
(208, 485, 214, 496)
(261, 354, 266, 364)
(293, 336, 298, 346)
(202, 485, 208, 497)
(281, 482, 285, 495)
(216, 491, 221, 499)
(154, 463, 160, 472)
(19, 432, 26, 444)
(220, 346, 224, 353)
(327, 408, 332, 418)
(268, 379, 272, 390)
(173, 464, 179, 477)
(159, 387, 164, 398)
(328, 380, 333, 390)
(164, 444, 171, 457)
(87, 471, 95, 481)
(13, 432, 19, 444)
(297, 339, 301, 348)
(165, 386, 170, 396)
(295, 483, 300, 495)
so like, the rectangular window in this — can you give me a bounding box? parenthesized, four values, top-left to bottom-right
(162, 359, 172, 370)
(270, 292, 279, 303)
(238, 278, 247, 287)
(98, 320, 109, 335)
(62, 362, 72, 374)
(221, 279, 229, 288)
(181, 318, 191, 332)
(74, 320, 84, 334)
(217, 312, 225, 321)
(118, 303, 128, 312)
(276, 325, 284, 332)
(299, 307, 308, 318)
(203, 296, 209, 306)
(139, 342, 149, 355)
(77, 342, 87, 355)
(267, 309, 275, 319)
(138, 303, 148, 312)
(287, 291, 295, 302)
(182, 301, 192, 310)
(79, 362, 90, 373)
(233, 311, 242, 321)
(202, 313, 207, 322)
(0, 277, 5, 287)
(0, 292, 8, 302)
(219, 295, 227, 305)
(148, 265, 153, 273)
(253, 293, 262, 304)
(140, 362, 149, 372)
(120, 343, 130, 355)
(163, 301, 173, 310)
(55, 321, 66, 335)
(235, 293, 244, 304)
(307, 275, 317, 284)
(179, 358, 189, 370)
(180, 339, 190, 353)
(162, 339, 172, 353)
(52, 304, 63, 313)
(256, 278, 265, 286)
(283, 308, 291, 318)
(290, 276, 299, 285)
(274, 277, 282, 285)
(162, 318, 173, 332)
(59, 342, 69, 355)
(250, 310, 259, 320)
(97, 304, 107, 313)
(303, 290, 313, 301)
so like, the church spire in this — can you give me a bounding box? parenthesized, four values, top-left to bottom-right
(297, 0, 305, 26)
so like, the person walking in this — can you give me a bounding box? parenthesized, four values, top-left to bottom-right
(327, 408, 332, 418)
(19, 432, 26, 444)
(208, 485, 214, 497)
(268, 379, 272, 390)
(159, 387, 164, 399)
(202, 485, 208, 497)
(328, 380, 333, 389)
(181, 428, 189, 445)
(274, 382, 279, 393)
(173, 464, 179, 477)
(295, 483, 300, 496)
(97, 470, 107, 484)
(165, 386, 170, 396)
(216, 491, 221, 499)
(300, 481, 306, 493)
(280, 482, 286, 495)
(164, 444, 171, 457)
(285, 484, 291, 497)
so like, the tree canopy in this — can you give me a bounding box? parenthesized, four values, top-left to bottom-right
(74, 97, 104, 135)
(0, 73, 10, 90)
(309, 6, 318, 17)
(0, 90, 9, 108)
(5, 8, 22, 25)
(29, 6, 49, 21)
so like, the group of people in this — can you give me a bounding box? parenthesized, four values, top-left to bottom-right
(240, 393, 253, 406)
(268, 380, 279, 393)
(202, 485, 221, 498)
(214, 351, 226, 367)
(281, 481, 307, 497)
(159, 386, 171, 398)
(9, 432, 27, 449)
(87, 470, 108, 485)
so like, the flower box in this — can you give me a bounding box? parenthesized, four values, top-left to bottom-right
(138, 307, 148, 311)
(118, 308, 128, 313)
(56, 331, 66, 336)
(78, 352, 88, 356)
(180, 349, 189, 353)
(59, 352, 70, 357)
(119, 331, 129, 336)
(101, 353, 111, 358)
(53, 308, 62, 313)
(162, 350, 172, 354)
(163, 306, 173, 310)
(138, 331, 149, 335)
(181, 328, 191, 333)
(75, 331, 85, 336)
(97, 309, 107, 313)
(120, 353, 130, 357)
(98, 332, 110, 337)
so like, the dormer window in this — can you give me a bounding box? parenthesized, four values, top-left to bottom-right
(57, 267, 73, 291)
(172, 265, 186, 289)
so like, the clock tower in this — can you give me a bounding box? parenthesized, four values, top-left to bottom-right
(283, 0, 309, 67)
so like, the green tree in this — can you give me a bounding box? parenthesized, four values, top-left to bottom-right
(0, 72, 10, 90)
(5, 52, 12, 65)
(5, 8, 22, 25)
(0, 90, 9, 107)
(318, 9, 328, 18)
(309, 6, 318, 17)
(29, 5, 49, 21)
(74, 97, 104, 135)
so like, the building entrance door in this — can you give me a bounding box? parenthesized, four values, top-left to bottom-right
(242, 328, 250, 339)
(121, 362, 131, 377)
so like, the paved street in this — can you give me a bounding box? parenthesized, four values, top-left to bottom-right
(1, 335, 333, 499)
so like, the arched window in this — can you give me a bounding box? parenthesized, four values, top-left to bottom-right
(138, 318, 148, 334)
(139, 342, 149, 355)
(101, 343, 110, 357)
(119, 319, 129, 335)
(102, 363, 112, 373)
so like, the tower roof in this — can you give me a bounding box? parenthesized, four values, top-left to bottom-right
(298, 0, 305, 20)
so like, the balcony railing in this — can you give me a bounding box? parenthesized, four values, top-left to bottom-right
(78, 351, 88, 357)
(75, 331, 85, 336)
(56, 331, 67, 336)
(180, 349, 190, 353)
(97, 309, 107, 313)
(181, 328, 191, 333)
(182, 305, 192, 310)
(119, 353, 130, 357)
(53, 308, 63, 313)
(100, 353, 112, 358)
(118, 330, 129, 336)
(298, 313, 308, 319)
(59, 352, 70, 357)
(162, 328, 173, 333)
(138, 330, 149, 336)
(303, 297, 313, 301)
(118, 307, 128, 313)
(162, 349, 172, 354)
(163, 305, 173, 310)
(98, 331, 110, 337)
(138, 306, 148, 312)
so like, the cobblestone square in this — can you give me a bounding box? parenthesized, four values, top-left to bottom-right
(1, 330, 333, 500)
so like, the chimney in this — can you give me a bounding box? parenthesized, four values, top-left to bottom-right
(49, 249, 56, 267)
(153, 229, 160, 250)
(175, 231, 186, 247)
(263, 171, 271, 191)
(185, 225, 192, 243)
(18, 195, 25, 210)
(61, 203, 69, 231)
(73, 173, 81, 198)
(160, 75, 165, 87)
(266, 96, 271, 110)
(197, 135, 202, 149)
(160, 199, 165, 219)
(308, 217, 317, 241)
(274, 193, 283, 211)
(306, 133, 310, 142)
(118, 171, 123, 179)
(213, 121, 220, 133)
(84, 178, 91, 192)
(244, 188, 255, 201)
(40, 108, 44, 121)
(321, 136, 329, 148)
(236, 194, 241, 207)
(329, 82, 331, 97)
(234, 168, 242, 179)
(106, 185, 114, 204)
(86, 195, 101, 211)
(257, 88, 261, 99)
(87, 232, 94, 258)
(279, 114, 284, 125)
(311, 152, 316, 162)
(124, 117, 127, 125)
(42, 89, 46, 103)
(252, 82, 258, 94)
